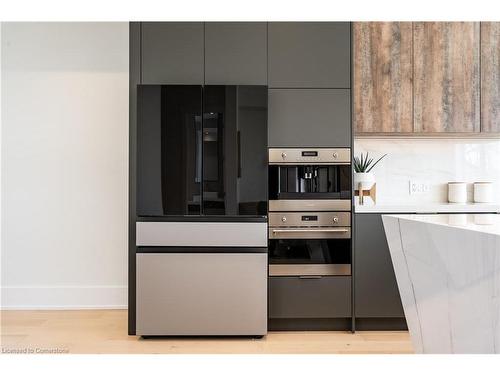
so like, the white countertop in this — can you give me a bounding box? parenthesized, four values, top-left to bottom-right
(382, 213, 500, 353)
(355, 203, 500, 214)
(387, 213, 500, 236)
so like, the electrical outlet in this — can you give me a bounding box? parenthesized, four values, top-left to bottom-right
(409, 180, 430, 195)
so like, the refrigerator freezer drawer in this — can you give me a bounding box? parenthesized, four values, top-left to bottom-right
(136, 253, 268, 336)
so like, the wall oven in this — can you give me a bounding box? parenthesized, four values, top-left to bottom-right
(268, 148, 352, 277)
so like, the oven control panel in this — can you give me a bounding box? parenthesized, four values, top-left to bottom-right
(269, 212, 351, 228)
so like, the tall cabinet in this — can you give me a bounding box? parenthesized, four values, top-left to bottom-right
(266, 22, 354, 331)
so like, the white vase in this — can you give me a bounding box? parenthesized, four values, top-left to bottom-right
(354, 172, 375, 191)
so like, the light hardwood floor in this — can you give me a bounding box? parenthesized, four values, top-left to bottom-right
(0, 310, 413, 354)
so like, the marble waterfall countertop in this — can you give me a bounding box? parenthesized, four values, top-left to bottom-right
(382, 213, 500, 354)
(355, 203, 500, 214)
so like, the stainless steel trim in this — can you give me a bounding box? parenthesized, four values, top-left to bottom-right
(269, 199, 351, 212)
(269, 212, 351, 227)
(269, 264, 351, 276)
(268, 227, 351, 239)
(269, 148, 351, 164)
(272, 228, 349, 233)
(298, 275, 323, 279)
(136, 222, 267, 247)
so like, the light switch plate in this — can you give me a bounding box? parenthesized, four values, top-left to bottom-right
(409, 180, 430, 195)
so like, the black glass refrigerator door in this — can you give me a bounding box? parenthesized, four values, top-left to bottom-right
(202, 86, 268, 216)
(137, 85, 202, 216)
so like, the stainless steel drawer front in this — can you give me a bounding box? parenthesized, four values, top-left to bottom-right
(136, 222, 267, 247)
(268, 199, 351, 212)
(269, 212, 351, 227)
(136, 253, 268, 336)
(269, 148, 351, 165)
(269, 264, 351, 276)
(269, 227, 351, 239)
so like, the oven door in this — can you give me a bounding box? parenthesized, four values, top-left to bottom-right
(268, 236, 351, 276)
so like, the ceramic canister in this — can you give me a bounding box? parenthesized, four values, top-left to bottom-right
(473, 182, 494, 203)
(448, 182, 467, 203)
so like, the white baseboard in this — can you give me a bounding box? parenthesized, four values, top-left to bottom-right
(1, 286, 128, 310)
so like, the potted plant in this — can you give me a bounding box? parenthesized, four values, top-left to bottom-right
(354, 152, 387, 190)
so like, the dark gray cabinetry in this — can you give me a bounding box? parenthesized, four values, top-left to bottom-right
(268, 89, 351, 147)
(268, 22, 351, 88)
(141, 22, 204, 84)
(355, 214, 404, 318)
(204, 22, 267, 85)
(129, 22, 141, 335)
(269, 276, 351, 318)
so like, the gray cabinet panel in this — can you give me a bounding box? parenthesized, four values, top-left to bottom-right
(268, 89, 351, 147)
(268, 22, 351, 88)
(205, 22, 267, 85)
(269, 276, 351, 318)
(355, 214, 404, 318)
(141, 22, 204, 84)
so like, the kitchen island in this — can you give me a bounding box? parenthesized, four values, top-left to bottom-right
(382, 213, 500, 353)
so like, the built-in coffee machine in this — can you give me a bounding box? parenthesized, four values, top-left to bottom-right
(268, 148, 352, 276)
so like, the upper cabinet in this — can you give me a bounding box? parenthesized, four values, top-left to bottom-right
(268, 22, 351, 88)
(353, 22, 413, 133)
(268, 89, 351, 147)
(413, 22, 480, 133)
(481, 22, 500, 133)
(141, 22, 204, 84)
(354, 22, 499, 135)
(204, 23, 267, 85)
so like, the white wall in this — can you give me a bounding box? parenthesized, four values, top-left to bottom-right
(1, 23, 129, 309)
(354, 138, 500, 205)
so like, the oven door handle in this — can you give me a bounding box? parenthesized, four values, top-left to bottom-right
(271, 228, 350, 233)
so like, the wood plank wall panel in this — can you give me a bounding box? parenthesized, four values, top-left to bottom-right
(354, 22, 413, 133)
(413, 22, 480, 133)
(481, 22, 500, 133)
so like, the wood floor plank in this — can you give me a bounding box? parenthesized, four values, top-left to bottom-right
(0, 310, 413, 354)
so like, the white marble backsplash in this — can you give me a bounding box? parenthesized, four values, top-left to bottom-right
(354, 138, 500, 205)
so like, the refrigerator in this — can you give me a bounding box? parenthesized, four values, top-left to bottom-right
(131, 85, 268, 336)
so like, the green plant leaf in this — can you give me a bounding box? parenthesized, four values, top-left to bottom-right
(354, 152, 387, 173)
(366, 154, 387, 173)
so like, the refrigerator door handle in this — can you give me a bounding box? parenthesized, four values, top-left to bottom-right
(237, 130, 242, 178)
